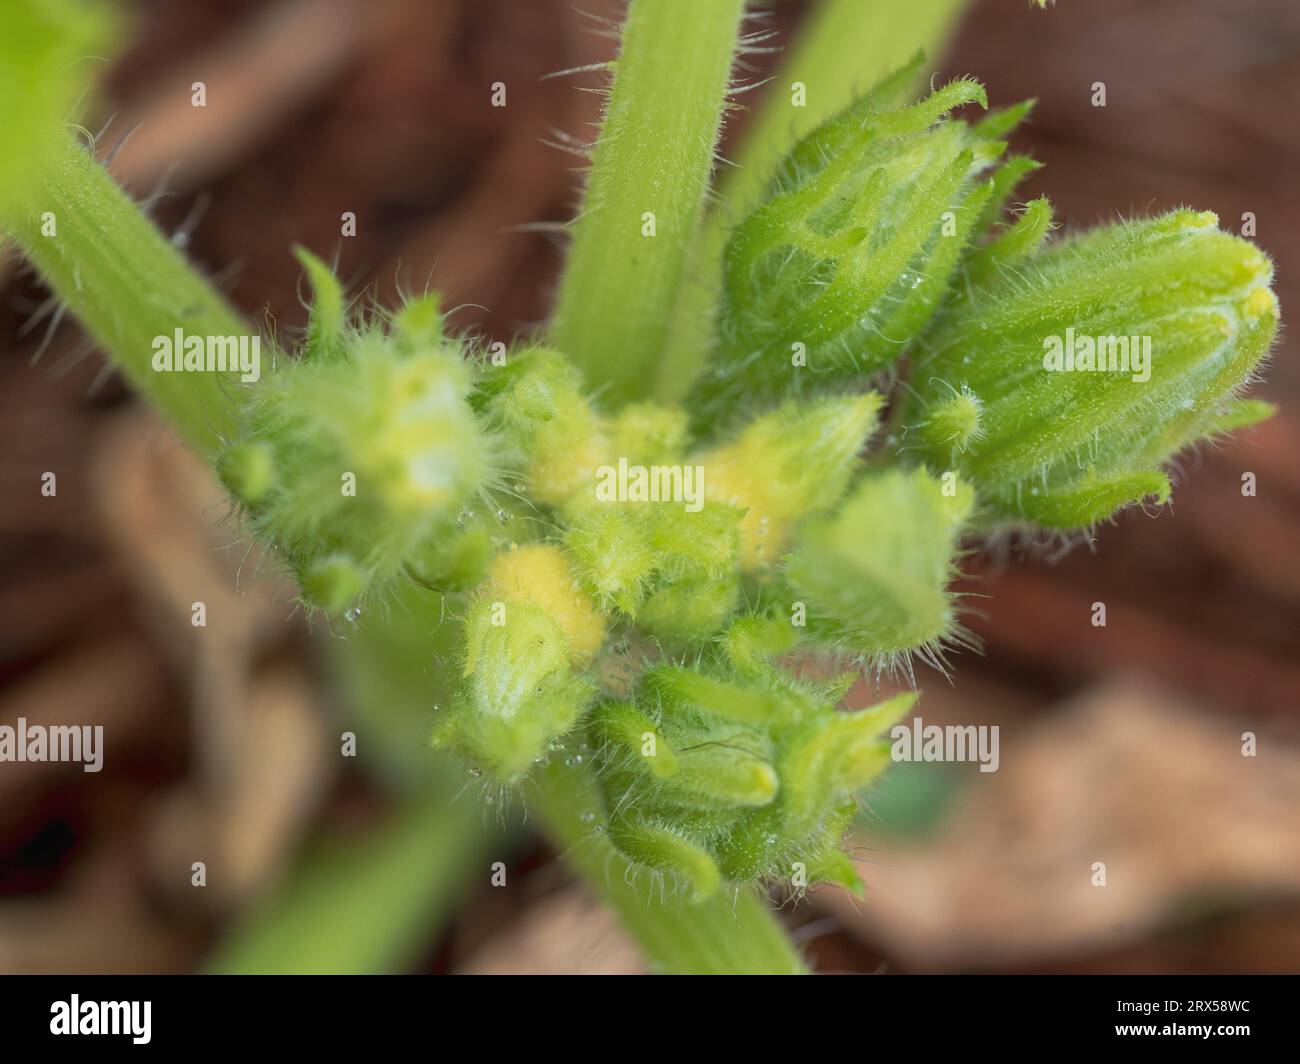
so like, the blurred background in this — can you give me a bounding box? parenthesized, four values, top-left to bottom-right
(1, 0, 1297, 974)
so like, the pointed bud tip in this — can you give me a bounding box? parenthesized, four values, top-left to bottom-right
(301, 554, 363, 612)
(217, 441, 274, 506)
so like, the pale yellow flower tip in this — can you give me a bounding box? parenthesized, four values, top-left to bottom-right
(487, 544, 605, 665)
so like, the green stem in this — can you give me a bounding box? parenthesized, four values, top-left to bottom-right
(529, 757, 808, 974)
(206, 790, 493, 974)
(656, 0, 971, 402)
(3, 132, 256, 454)
(550, 0, 746, 408)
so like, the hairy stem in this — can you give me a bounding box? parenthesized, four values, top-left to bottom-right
(550, 0, 746, 408)
(3, 133, 256, 453)
(529, 757, 808, 975)
(656, 0, 970, 401)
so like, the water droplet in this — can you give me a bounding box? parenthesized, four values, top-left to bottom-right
(468, 767, 482, 779)
(579, 812, 596, 824)
(344, 606, 362, 622)
(572, 753, 584, 765)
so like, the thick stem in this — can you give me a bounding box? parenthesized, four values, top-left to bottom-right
(4, 133, 257, 453)
(529, 757, 808, 975)
(550, 0, 746, 408)
(656, 0, 971, 402)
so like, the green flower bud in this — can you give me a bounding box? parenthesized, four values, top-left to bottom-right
(476, 346, 606, 508)
(299, 553, 364, 613)
(635, 574, 740, 650)
(564, 498, 743, 640)
(591, 649, 916, 900)
(406, 521, 495, 593)
(785, 468, 974, 666)
(216, 441, 275, 507)
(913, 383, 984, 462)
(703, 54, 1034, 408)
(432, 544, 604, 781)
(701, 393, 881, 571)
(562, 504, 657, 614)
(906, 209, 1279, 528)
(608, 401, 691, 465)
(218, 250, 494, 611)
(714, 690, 915, 885)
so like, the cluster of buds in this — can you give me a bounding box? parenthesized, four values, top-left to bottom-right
(217, 249, 496, 612)
(590, 622, 917, 900)
(208, 52, 1280, 903)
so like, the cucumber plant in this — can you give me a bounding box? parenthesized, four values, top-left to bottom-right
(2, 0, 1278, 973)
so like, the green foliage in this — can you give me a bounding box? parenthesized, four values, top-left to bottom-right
(5, 134, 251, 450)
(0, 0, 114, 207)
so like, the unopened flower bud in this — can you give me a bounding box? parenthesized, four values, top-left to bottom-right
(785, 467, 973, 663)
(701, 394, 880, 570)
(704, 54, 1034, 408)
(906, 210, 1279, 528)
(431, 544, 604, 781)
